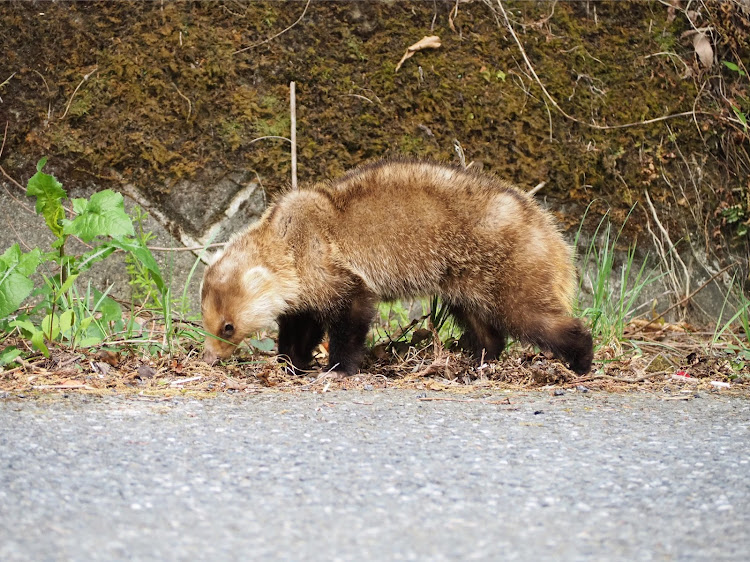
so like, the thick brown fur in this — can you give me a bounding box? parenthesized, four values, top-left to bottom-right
(201, 160, 594, 375)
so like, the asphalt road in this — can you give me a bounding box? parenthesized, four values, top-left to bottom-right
(1, 390, 748, 561)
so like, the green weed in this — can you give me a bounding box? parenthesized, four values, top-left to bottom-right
(575, 204, 662, 350)
(712, 274, 750, 351)
(371, 297, 459, 350)
(0, 158, 168, 358)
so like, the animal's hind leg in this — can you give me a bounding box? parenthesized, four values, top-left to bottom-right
(327, 285, 377, 375)
(525, 315, 594, 375)
(277, 311, 325, 373)
(449, 303, 507, 360)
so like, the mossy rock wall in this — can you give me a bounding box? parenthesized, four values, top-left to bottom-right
(1, 0, 748, 318)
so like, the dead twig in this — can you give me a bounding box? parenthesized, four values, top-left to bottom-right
(0, 120, 6, 160)
(172, 82, 192, 121)
(0, 131, 37, 216)
(31, 70, 52, 121)
(527, 182, 546, 197)
(248, 135, 291, 145)
(0, 72, 14, 103)
(488, 0, 701, 131)
(632, 263, 736, 336)
(233, 0, 311, 54)
(60, 66, 98, 120)
(170, 375, 202, 386)
(644, 189, 691, 302)
(147, 243, 226, 252)
(0, 72, 14, 89)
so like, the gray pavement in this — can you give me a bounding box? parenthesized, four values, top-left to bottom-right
(1, 390, 749, 561)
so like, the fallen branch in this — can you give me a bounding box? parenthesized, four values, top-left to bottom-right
(146, 243, 226, 252)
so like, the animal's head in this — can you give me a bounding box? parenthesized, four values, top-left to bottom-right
(201, 248, 293, 364)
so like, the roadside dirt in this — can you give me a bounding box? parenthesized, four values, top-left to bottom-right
(2, 326, 748, 398)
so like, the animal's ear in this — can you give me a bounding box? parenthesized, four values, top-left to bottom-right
(242, 265, 274, 289)
(207, 249, 224, 266)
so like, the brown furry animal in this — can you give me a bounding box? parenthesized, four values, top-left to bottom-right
(201, 160, 593, 375)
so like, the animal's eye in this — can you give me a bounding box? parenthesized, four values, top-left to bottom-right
(223, 323, 235, 337)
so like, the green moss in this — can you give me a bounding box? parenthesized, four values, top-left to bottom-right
(0, 0, 745, 248)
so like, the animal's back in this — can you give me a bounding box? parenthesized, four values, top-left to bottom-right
(314, 160, 575, 313)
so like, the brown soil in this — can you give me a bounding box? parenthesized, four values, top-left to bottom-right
(2, 326, 748, 399)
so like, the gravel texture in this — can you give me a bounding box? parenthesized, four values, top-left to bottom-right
(1, 390, 749, 561)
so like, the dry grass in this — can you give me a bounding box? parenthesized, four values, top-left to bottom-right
(2, 323, 748, 400)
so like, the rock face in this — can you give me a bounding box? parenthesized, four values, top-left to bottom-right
(0, 2, 747, 322)
(123, 169, 267, 248)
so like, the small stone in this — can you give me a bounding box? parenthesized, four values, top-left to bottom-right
(576, 385, 590, 393)
(553, 389, 565, 396)
(137, 365, 157, 379)
(363, 384, 374, 391)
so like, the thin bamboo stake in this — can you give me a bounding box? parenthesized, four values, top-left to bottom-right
(290, 81, 298, 189)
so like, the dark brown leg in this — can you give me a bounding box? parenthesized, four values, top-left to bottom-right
(326, 286, 377, 375)
(277, 311, 325, 373)
(449, 303, 507, 360)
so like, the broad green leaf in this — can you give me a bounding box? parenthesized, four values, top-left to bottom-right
(31, 330, 50, 357)
(26, 158, 67, 239)
(92, 287, 122, 324)
(8, 319, 36, 335)
(722, 60, 745, 75)
(0, 244, 22, 270)
(0, 270, 35, 318)
(0, 346, 22, 367)
(0, 245, 42, 317)
(62, 190, 134, 242)
(41, 313, 61, 341)
(71, 197, 89, 216)
(250, 337, 276, 353)
(77, 316, 93, 332)
(99, 296, 122, 324)
(75, 245, 118, 274)
(17, 248, 43, 276)
(0, 244, 42, 276)
(59, 309, 75, 337)
(78, 336, 103, 348)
